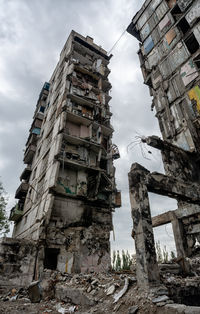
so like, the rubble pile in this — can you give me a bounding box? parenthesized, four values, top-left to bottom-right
(1, 263, 200, 313)
(39, 270, 158, 313)
(0, 269, 158, 314)
(163, 272, 200, 306)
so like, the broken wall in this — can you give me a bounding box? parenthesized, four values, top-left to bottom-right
(0, 238, 37, 293)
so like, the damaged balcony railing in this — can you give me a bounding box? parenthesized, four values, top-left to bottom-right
(15, 182, 29, 199)
(20, 166, 32, 181)
(23, 144, 37, 164)
(9, 203, 24, 222)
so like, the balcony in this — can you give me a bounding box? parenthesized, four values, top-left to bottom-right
(74, 64, 99, 81)
(23, 144, 36, 164)
(56, 152, 104, 173)
(37, 82, 50, 104)
(9, 204, 23, 222)
(63, 133, 101, 154)
(31, 127, 41, 135)
(15, 182, 29, 199)
(68, 92, 95, 108)
(20, 166, 32, 181)
(30, 112, 43, 130)
(66, 110, 92, 126)
(43, 82, 50, 91)
(25, 133, 38, 147)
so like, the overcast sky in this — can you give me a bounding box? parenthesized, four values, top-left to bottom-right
(0, 0, 177, 256)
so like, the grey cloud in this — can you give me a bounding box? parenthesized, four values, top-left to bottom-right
(0, 0, 174, 253)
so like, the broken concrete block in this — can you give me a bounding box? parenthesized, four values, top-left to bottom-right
(40, 278, 55, 300)
(28, 281, 41, 303)
(157, 304, 200, 314)
(156, 304, 185, 314)
(127, 305, 139, 314)
(106, 284, 115, 295)
(55, 284, 94, 306)
(152, 295, 169, 303)
(159, 263, 181, 275)
(113, 278, 129, 303)
(151, 285, 168, 296)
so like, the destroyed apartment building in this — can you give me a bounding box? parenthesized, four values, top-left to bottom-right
(2, 1, 200, 312)
(6, 31, 121, 279)
(127, 0, 200, 290)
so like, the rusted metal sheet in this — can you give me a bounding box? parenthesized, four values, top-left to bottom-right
(186, 1, 200, 26)
(177, 0, 193, 12)
(180, 60, 198, 86)
(193, 22, 200, 45)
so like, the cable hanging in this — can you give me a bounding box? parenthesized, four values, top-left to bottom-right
(108, 28, 127, 55)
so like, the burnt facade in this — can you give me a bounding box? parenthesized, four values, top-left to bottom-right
(127, 0, 200, 288)
(10, 31, 121, 274)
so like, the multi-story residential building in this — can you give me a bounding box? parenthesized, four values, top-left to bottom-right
(10, 31, 121, 274)
(127, 0, 200, 288)
(128, 0, 200, 154)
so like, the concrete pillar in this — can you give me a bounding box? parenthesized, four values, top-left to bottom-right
(171, 214, 190, 274)
(171, 214, 186, 258)
(128, 163, 160, 289)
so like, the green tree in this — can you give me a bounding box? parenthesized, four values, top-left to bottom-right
(170, 250, 176, 260)
(112, 250, 116, 270)
(163, 245, 168, 263)
(0, 181, 9, 236)
(112, 250, 133, 271)
(122, 250, 132, 270)
(156, 241, 163, 263)
(115, 250, 121, 271)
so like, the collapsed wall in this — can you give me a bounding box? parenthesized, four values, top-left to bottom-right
(0, 238, 36, 293)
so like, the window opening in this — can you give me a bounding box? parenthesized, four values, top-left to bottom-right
(44, 248, 60, 270)
(184, 33, 199, 54)
(177, 17, 190, 35)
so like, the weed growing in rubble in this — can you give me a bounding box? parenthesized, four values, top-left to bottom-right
(112, 250, 132, 271)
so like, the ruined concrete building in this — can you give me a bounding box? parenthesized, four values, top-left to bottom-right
(9, 31, 121, 274)
(127, 0, 200, 288)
